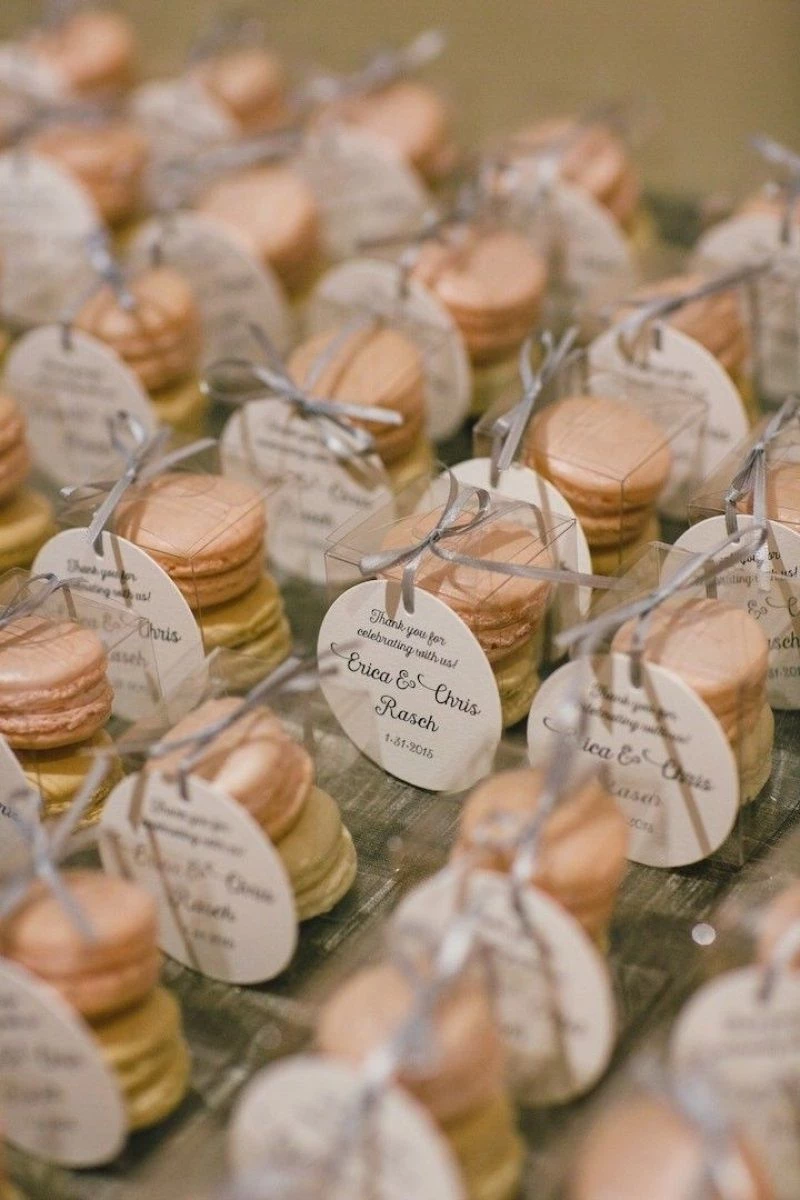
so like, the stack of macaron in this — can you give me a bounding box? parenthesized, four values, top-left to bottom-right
(196, 164, 322, 297)
(524, 393, 673, 573)
(191, 46, 288, 134)
(411, 226, 547, 414)
(0, 870, 190, 1131)
(28, 120, 150, 231)
(453, 766, 629, 948)
(113, 472, 293, 672)
(616, 271, 757, 419)
(611, 596, 773, 804)
(288, 322, 432, 491)
(0, 392, 55, 573)
(75, 265, 207, 435)
(0, 612, 122, 823)
(148, 696, 357, 921)
(376, 508, 555, 726)
(327, 79, 458, 184)
(568, 1090, 773, 1200)
(317, 964, 524, 1200)
(29, 9, 138, 101)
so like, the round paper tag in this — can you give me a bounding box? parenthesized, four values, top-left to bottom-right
(451, 457, 592, 631)
(527, 653, 739, 868)
(33, 530, 206, 722)
(0, 958, 127, 1167)
(694, 212, 800, 404)
(318, 580, 502, 791)
(0, 152, 99, 326)
(669, 515, 800, 710)
(3, 326, 155, 486)
(299, 128, 431, 261)
(229, 1056, 465, 1200)
(395, 869, 616, 1104)
(306, 258, 471, 442)
(126, 212, 294, 363)
(672, 966, 800, 1200)
(589, 324, 750, 520)
(221, 400, 394, 585)
(99, 771, 298, 984)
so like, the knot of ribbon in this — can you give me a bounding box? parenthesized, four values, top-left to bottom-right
(0, 753, 114, 940)
(60, 410, 216, 555)
(724, 393, 800, 587)
(558, 522, 768, 687)
(615, 262, 772, 365)
(203, 320, 403, 463)
(0, 571, 82, 631)
(359, 469, 625, 614)
(489, 326, 579, 483)
(303, 30, 446, 108)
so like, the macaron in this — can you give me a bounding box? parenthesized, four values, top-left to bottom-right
(276, 785, 357, 920)
(193, 47, 287, 133)
(114, 472, 266, 610)
(0, 393, 31, 505)
(0, 490, 57, 573)
(287, 323, 429, 476)
(18, 729, 124, 825)
(525, 394, 672, 569)
(0, 868, 161, 1020)
(454, 767, 628, 946)
(568, 1093, 773, 1200)
(27, 120, 150, 227)
(30, 9, 137, 99)
(0, 615, 113, 749)
(92, 985, 191, 1130)
(333, 80, 458, 182)
(318, 964, 506, 1124)
(197, 165, 322, 295)
(197, 574, 294, 672)
(412, 228, 547, 366)
(442, 1091, 525, 1200)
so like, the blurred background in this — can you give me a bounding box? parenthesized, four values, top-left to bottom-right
(2, 0, 800, 199)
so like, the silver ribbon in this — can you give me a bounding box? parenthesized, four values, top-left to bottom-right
(60, 410, 216, 555)
(360, 470, 625, 614)
(558, 522, 768, 687)
(0, 571, 82, 631)
(302, 30, 446, 107)
(724, 394, 800, 586)
(615, 262, 772, 365)
(489, 327, 579, 484)
(203, 320, 403, 463)
(0, 753, 114, 941)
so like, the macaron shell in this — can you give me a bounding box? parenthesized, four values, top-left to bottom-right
(149, 375, 210, 435)
(32, 10, 137, 97)
(28, 121, 149, 225)
(276, 786, 346, 889)
(18, 729, 123, 822)
(589, 510, 660, 575)
(294, 827, 358, 921)
(196, 48, 287, 132)
(737, 701, 774, 805)
(442, 1090, 525, 1200)
(0, 440, 31, 506)
(340, 80, 454, 180)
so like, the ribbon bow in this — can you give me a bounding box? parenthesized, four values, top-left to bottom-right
(0, 571, 83, 631)
(0, 753, 114, 940)
(558, 522, 768, 687)
(615, 262, 772, 365)
(203, 320, 403, 463)
(489, 326, 579, 484)
(724, 393, 800, 586)
(303, 30, 446, 107)
(360, 470, 624, 614)
(60, 410, 216, 555)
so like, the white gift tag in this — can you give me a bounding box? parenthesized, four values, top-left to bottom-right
(0, 736, 39, 874)
(306, 258, 471, 442)
(0, 152, 98, 326)
(99, 771, 298, 985)
(33, 529, 206, 721)
(395, 869, 616, 1105)
(126, 212, 294, 364)
(229, 1056, 465, 1200)
(451, 457, 592, 632)
(299, 128, 431, 261)
(694, 212, 800, 403)
(0, 958, 127, 1167)
(672, 966, 800, 1200)
(3, 326, 155, 487)
(669, 516, 800, 710)
(221, 400, 394, 585)
(589, 324, 749, 520)
(527, 653, 739, 868)
(318, 581, 502, 791)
